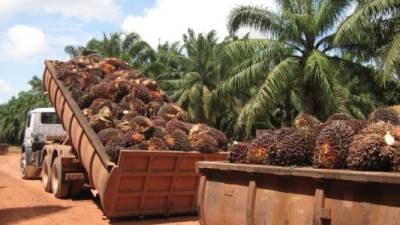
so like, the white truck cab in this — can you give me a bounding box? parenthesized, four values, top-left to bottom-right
(21, 108, 66, 178)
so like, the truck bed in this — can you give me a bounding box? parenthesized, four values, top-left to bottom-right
(43, 61, 227, 217)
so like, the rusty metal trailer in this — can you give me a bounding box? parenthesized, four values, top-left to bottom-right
(197, 161, 400, 225)
(41, 61, 227, 218)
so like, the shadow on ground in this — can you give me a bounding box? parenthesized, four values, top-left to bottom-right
(0, 205, 71, 225)
(110, 214, 198, 225)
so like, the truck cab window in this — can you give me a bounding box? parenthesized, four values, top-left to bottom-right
(41, 113, 60, 124)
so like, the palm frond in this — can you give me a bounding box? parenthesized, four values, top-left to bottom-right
(236, 57, 299, 134)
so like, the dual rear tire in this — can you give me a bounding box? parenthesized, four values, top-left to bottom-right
(41, 155, 80, 199)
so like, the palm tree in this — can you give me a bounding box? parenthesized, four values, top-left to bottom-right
(65, 45, 85, 59)
(147, 41, 186, 79)
(217, 0, 378, 135)
(0, 76, 50, 145)
(85, 32, 155, 71)
(159, 29, 223, 123)
(335, 0, 400, 83)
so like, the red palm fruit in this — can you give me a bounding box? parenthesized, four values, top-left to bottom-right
(228, 142, 250, 164)
(148, 138, 169, 151)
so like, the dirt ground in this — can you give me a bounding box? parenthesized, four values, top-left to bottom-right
(0, 149, 199, 225)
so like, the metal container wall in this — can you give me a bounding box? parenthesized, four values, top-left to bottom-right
(197, 162, 400, 225)
(103, 151, 226, 217)
(43, 61, 227, 217)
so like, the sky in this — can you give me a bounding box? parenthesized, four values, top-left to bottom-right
(0, 0, 276, 104)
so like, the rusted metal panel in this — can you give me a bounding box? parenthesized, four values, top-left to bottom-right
(102, 151, 227, 218)
(197, 162, 400, 225)
(43, 61, 228, 218)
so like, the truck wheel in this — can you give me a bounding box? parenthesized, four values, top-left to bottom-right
(20, 153, 38, 179)
(20, 153, 28, 179)
(51, 156, 70, 199)
(41, 155, 52, 192)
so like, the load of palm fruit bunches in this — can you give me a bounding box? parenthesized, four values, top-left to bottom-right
(228, 106, 400, 172)
(52, 52, 227, 162)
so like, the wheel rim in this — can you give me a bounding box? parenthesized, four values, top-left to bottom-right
(51, 165, 58, 193)
(20, 155, 26, 176)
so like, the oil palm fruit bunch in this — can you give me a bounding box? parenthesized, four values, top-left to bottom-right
(87, 98, 123, 119)
(104, 135, 125, 162)
(55, 53, 225, 162)
(327, 113, 353, 122)
(189, 132, 219, 153)
(147, 101, 162, 117)
(294, 113, 321, 130)
(268, 128, 316, 166)
(165, 129, 191, 151)
(314, 120, 356, 168)
(119, 94, 147, 116)
(127, 141, 149, 150)
(152, 116, 167, 127)
(347, 122, 400, 171)
(189, 123, 228, 148)
(80, 72, 101, 92)
(347, 119, 368, 134)
(246, 147, 268, 165)
(319, 113, 353, 131)
(166, 119, 190, 133)
(228, 142, 250, 164)
(89, 106, 113, 132)
(148, 137, 169, 151)
(115, 120, 138, 133)
(391, 105, 400, 116)
(370, 106, 400, 125)
(246, 131, 276, 165)
(347, 132, 400, 171)
(157, 103, 188, 122)
(133, 116, 154, 134)
(360, 121, 391, 136)
(97, 128, 123, 145)
(121, 130, 145, 147)
(152, 126, 166, 140)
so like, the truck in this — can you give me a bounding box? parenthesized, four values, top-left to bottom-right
(27, 61, 227, 218)
(20, 107, 66, 179)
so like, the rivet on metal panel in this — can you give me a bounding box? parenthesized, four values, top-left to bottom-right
(313, 188, 332, 225)
(246, 180, 257, 225)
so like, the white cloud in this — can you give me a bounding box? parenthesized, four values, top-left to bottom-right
(0, 24, 49, 61)
(0, 0, 121, 22)
(121, 0, 277, 47)
(0, 79, 15, 103)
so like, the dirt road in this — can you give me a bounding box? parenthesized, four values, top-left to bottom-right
(0, 150, 198, 225)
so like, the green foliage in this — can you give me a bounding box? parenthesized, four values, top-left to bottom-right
(216, 0, 390, 136)
(335, 0, 400, 84)
(158, 29, 223, 123)
(0, 76, 50, 145)
(50, 1, 399, 139)
(66, 32, 156, 77)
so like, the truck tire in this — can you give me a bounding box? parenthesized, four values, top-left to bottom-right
(20, 153, 29, 179)
(51, 156, 70, 199)
(41, 155, 52, 192)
